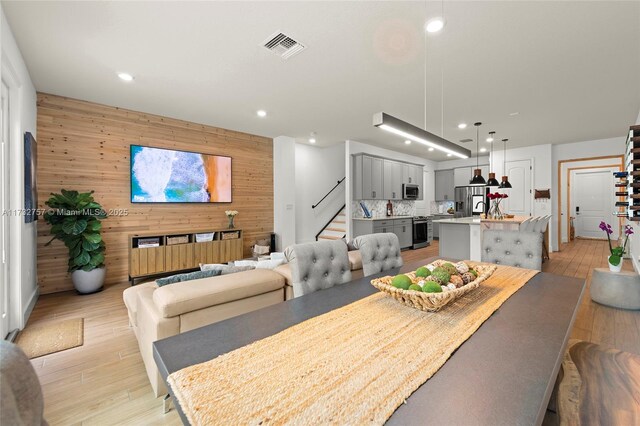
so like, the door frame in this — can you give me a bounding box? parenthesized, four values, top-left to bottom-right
(568, 164, 620, 240)
(557, 155, 624, 250)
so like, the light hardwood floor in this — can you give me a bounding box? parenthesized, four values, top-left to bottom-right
(22, 239, 637, 425)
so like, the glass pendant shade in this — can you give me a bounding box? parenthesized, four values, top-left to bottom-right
(487, 172, 500, 187)
(471, 168, 486, 185)
(469, 122, 486, 185)
(499, 175, 512, 188)
(499, 138, 512, 188)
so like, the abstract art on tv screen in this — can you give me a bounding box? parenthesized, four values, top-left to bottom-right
(130, 145, 232, 203)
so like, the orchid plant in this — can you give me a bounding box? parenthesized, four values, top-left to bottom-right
(600, 221, 634, 266)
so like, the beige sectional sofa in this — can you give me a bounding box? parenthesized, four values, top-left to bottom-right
(123, 248, 364, 398)
(123, 269, 286, 397)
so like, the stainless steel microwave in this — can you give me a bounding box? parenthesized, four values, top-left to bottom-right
(403, 184, 419, 200)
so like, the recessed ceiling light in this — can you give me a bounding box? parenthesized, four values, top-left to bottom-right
(428, 147, 435, 152)
(117, 72, 134, 82)
(486, 137, 494, 142)
(404, 140, 411, 145)
(425, 18, 445, 33)
(257, 110, 267, 117)
(309, 138, 316, 144)
(480, 148, 487, 153)
(509, 112, 520, 116)
(457, 123, 467, 129)
(447, 153, 452, 157)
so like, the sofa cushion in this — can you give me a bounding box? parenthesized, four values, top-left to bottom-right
(199, 264, 255, 275)
(156, 269, 221, 287)
(152, 269, 285, 318)
(348, 250, 363, 270)
(122, 280, 157, 327)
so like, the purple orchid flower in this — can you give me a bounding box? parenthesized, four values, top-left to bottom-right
(625, 225, 634, 236)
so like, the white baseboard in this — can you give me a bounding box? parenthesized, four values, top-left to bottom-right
(22, 286, 39, 328)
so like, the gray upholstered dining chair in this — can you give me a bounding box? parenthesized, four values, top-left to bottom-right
(481, 230, 543, 271)
(285, 239, 352, 297)
(350, 233, 403, 277)
(0, 341, 48, 426)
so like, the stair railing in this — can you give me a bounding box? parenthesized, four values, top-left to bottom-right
(315, 204, 347, 241)
(312, 177, 346, 209)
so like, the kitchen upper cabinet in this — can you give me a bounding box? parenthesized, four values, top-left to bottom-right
(353, 154, 422, 201)
(383, 160, 403, 200)
(402, 164, 423, 200)
(454, 167, 472, 187)
(354, 154, 384, 200)
(435, 169, 455, 201)
(402, 164, 421, 185)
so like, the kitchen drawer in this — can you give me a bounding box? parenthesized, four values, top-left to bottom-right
(373, 220, 393, 227)
(393, 218, 412, 225)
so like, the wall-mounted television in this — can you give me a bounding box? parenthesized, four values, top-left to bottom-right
(130, 145, 232, 203)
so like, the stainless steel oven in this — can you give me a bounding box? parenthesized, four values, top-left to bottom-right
(412, 216, 432, 249)
(403, 184, 419, 200)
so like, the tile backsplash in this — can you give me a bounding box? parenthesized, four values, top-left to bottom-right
(431, 201, 455, 214)
(352, 200, 416, 218)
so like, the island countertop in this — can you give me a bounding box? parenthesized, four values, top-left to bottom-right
(480, 215, 530, 223)
(432, 217, 481, 225)
(352, 216, 414, 221)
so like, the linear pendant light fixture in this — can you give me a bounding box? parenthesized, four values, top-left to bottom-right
(469, 122, 486, 185)
(373, 113, 470, 159)
(499, 138, 513, 188)
(486, 131, 500, 186)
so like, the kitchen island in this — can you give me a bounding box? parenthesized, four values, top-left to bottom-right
(434, 216, 531, 261)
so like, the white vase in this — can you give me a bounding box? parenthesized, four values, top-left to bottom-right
(608, 258, 623, 273)
(71, 267, 106, 294)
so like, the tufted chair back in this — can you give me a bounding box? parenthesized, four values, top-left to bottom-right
(285, 240, 352, 297)
(481, 230, 543, 271)
(350, 233, 404, 277)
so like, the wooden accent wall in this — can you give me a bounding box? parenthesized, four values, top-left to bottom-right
(36, 93, 273, 294)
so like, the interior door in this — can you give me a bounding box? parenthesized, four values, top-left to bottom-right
(500, 160, 531, 216)
(1, 81, 10, 339)
(572, 168, 617, 239)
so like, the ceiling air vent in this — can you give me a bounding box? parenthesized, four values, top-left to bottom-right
(459, 138, 474, 143)
(262, 32, 306, 60)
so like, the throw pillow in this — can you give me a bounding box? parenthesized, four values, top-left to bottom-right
(199, 263, 255, 275)
(255, 259, 285, 270)
(156, 269, 221, 287)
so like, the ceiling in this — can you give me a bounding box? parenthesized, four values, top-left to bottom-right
(3, 1, 640, 161)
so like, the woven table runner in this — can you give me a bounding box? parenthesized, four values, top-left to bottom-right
(168, 264, 539, 425)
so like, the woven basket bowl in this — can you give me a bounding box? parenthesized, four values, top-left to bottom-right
(370, 262, 498, 312)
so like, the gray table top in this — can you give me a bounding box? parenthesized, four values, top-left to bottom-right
(154, 258, 585, 425)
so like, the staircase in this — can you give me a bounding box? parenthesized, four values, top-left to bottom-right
(316, 206, 347, 241)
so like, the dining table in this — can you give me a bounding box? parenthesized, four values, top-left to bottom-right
(153, 257, 585, 425)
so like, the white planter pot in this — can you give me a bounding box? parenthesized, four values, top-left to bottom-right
(71, 267, 106, 294)
(608, 258, 623, 273)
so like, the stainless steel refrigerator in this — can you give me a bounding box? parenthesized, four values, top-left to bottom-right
(455, 186, 488, 217)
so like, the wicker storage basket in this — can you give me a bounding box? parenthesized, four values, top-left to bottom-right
(370, 261, 497, 312)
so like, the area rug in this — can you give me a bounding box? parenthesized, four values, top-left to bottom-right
(16, 318, 84, 359)
(168, 264, 538, 425)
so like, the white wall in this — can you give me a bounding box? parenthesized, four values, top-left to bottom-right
(1, 7, 38, 329)
(345, 140, 437, 238)
(273, 136, 296, 251)
(295, 143, 345, 243)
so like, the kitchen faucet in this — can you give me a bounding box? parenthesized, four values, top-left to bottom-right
(475, 200, 486, 211)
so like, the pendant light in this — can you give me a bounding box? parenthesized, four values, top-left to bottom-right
(470, 122, 486, 185)
(486, 131, 500, 186)
(499, 138, 512, 188)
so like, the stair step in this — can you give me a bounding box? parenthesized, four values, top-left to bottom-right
(318, 235, 344, 240)
(325, 227, 346, 232)
(332, 220, 346, 224)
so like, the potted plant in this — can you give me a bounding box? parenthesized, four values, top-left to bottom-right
(43, 190, 107, 294)
(599, 221, 634, 272)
